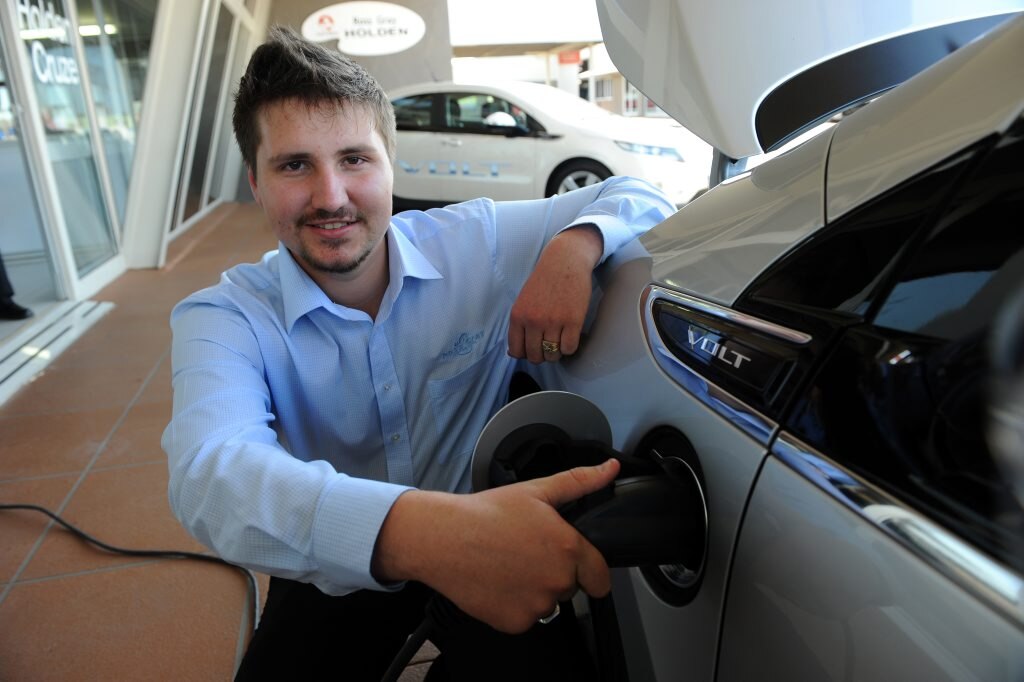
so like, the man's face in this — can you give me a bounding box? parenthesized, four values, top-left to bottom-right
(248, 98, 394, 287)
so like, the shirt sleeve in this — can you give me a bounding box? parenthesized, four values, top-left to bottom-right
(161, 295, 411, 596)
(491, 175, 675, 287)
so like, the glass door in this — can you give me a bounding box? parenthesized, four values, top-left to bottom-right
(172, 1, 233, 231)
(15, 0, 119, 277)
(73, 0, 159, 227)
(0, 25, 61, 342)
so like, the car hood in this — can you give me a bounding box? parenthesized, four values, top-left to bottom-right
(637, 13, 1024, 306)
(595, 0, 1022, 159)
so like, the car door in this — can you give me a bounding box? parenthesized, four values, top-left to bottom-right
(392, 92, 450, 204)
(440, 92, 538, 202)
(718, 116, 1024, 681)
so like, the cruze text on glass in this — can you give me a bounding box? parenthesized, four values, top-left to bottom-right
(16, 0, 80, 86)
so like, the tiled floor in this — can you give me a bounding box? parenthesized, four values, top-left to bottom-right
(0, 203, 436, 680)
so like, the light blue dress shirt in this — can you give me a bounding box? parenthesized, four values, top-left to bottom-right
(162, 177, 674, 595)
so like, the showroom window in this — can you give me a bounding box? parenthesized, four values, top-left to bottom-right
(74, 0, 158, 225)
(16, 0, 118, 276)
(171, 0, 259, 233)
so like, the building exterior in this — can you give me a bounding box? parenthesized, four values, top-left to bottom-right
(581, 43, 668, 117)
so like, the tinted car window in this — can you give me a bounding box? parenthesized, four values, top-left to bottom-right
(873, 120, 1024, 340)
(393, 94, 433, 130)
(741, 143, 985, 319)
(785, 116, 1024, 570)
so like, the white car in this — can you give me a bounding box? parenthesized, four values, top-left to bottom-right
(464, 2, 1024, 681)
(387, 80, 711, 209)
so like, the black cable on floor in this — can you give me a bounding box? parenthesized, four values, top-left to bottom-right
(0, 503, 261, 633)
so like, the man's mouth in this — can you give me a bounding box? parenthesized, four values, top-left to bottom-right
(305, 217, 358, 231)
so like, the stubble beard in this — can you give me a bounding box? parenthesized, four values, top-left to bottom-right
(294, 211, 378, 275)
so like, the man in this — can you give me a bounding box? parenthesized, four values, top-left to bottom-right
(162, 26, 675, 680)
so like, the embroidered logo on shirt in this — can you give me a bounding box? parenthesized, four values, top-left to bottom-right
(441, 331, 484, 360)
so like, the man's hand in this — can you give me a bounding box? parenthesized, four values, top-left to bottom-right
(508, 225, 604, 364)
(371, 458, 621, 634)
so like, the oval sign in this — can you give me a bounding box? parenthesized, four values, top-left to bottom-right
(301, 2, 426, 57)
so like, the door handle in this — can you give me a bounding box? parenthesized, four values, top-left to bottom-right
(442, 138, 463, 147)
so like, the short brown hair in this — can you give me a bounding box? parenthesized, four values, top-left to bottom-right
(232, 25, 397, 175)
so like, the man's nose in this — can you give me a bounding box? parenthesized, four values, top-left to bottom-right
(310, 169, 349, 210)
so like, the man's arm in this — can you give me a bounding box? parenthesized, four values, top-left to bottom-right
(501, 176, 674, 364)
(372, 458, 622, 634)
(163, 298, 411, 595)
(507, 224, 603, 363)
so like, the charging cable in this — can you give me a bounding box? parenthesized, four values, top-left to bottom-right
(0, 503, 261, 632)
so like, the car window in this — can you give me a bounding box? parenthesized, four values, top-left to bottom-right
(739, 141, 988, 320)
(784, 115, 1024, 572)
(873, 117, 1024, 340)
(393, 94, 434, 130)
(443, 93, 530, 135)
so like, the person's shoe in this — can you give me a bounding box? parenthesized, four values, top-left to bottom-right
(0, 298, 33, 320)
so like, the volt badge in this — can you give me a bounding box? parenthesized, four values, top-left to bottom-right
(687, 326, 751, 369)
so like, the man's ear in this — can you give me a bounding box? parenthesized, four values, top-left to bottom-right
(247, 166, 261, 206)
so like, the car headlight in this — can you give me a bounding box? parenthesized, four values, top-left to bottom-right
(615, 141, 683, 161)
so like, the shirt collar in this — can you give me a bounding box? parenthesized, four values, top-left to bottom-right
(279, 226, 442, 331)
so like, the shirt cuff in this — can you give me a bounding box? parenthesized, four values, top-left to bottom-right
(311, 475, 413, 592)
(561, 215, 630, 264)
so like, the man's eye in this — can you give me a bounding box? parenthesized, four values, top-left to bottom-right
(283, 161, 305, 171)
(343, 156, 366, 166)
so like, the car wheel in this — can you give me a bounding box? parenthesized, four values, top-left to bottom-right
(547, 160, 611, 196)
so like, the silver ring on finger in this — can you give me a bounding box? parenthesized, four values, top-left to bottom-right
(538, 603, 560, 625)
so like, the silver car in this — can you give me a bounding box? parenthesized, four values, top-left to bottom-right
(472, 4, 1024, 681)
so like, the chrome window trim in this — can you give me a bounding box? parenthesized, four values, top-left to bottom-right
(772, 430, 1024, 629)
(645, 285, 813, 345)
(640, 285, 778, 447)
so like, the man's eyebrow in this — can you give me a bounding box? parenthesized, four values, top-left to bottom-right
(336, 144, 381, 157)
(266, 151, 310, 166)
(265, 146, 380, 166)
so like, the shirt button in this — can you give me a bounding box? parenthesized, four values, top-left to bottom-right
(391, 433, 400, 442)
(383, 384, 392, 391)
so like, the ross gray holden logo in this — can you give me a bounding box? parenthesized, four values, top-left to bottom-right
(688, 326, 751, 369)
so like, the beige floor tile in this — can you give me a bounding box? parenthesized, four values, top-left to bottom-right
(46, 322, 169, 375)
(0, 560, 251, 681)
(0, 409, 123, 480)
(96, 399, 172, 469)
(1, 364, 146, 416)
(134, 355, 173, 406)
(0, 476, 77, 583)
(21, 462, 206, 580)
